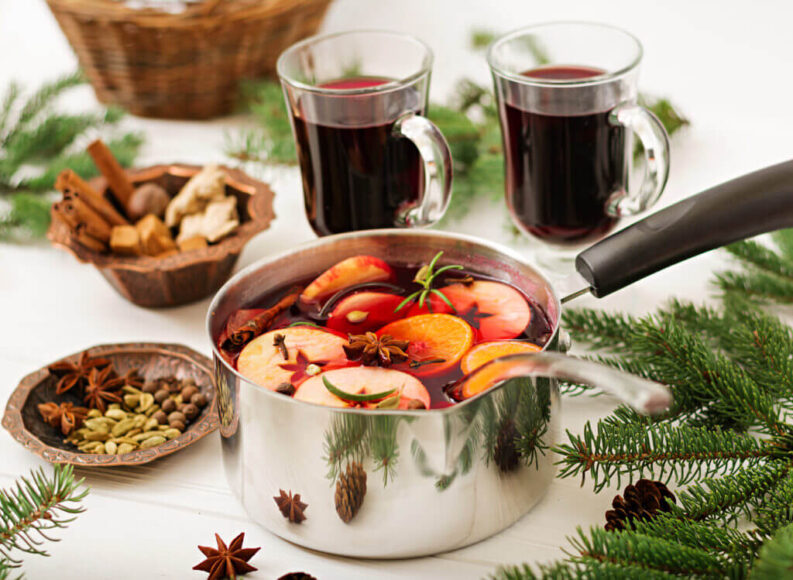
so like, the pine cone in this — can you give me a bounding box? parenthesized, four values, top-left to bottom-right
(335, 462, 367, 523)
(493, 419, 520, 472)
(605, 479, 676, 531)
(278, 573, 317, 580)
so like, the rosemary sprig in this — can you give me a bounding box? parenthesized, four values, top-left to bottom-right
(394, 251, 463, 313)
(322, 376, 395, 403)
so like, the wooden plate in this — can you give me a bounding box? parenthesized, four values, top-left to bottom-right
(2, 342, 218, 466)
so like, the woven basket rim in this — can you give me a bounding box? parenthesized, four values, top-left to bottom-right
(46, 0, 329, 26)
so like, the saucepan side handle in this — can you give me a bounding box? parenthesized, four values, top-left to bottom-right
(464, 352, 671, 415)
(575, 159, 793, 298)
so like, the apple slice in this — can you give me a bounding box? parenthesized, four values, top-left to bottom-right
(300, 255, 395, 304)
(295, 367, 430, 409)
(326, 291, 406, 334)
(411, 281, 531, 341)
(237, 327, 348, 390)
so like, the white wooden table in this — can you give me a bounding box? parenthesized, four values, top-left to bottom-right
(2, 0, 792, 577)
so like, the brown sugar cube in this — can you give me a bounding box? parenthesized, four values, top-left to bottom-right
(136, 214, 176, 256)
(178, 235, 208, 252)
(109, 225, 141, 256)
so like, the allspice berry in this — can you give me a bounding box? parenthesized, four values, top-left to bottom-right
(183, 403, 199, 420)
(152, 410, 168, 425)
(170, 420, 186, 431)
(168, 411, 186, 425)
(142, 382, 159, 394)
(161, 398, 177, 413)
(127, 183, 170, 221)
(181, 385, 199, 402)
(190, 393, 207, 408)
(154, 389, 170, 404)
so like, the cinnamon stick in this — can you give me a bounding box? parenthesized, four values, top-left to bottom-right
(221, 286, 302, 350)
(60, 197, 112, 242)
(87, 139, 135, 209)
(51, 201, 78, 229)
(56, 169, 129, 226)
(74, 224, 107, 253)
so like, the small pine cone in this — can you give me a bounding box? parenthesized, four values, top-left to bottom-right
(493, 420, 520, 472)
(605, 479, 676, 532)
(278, 573, 317, 580)
(335, 461, 367, 523)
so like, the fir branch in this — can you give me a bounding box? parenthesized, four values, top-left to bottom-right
(568, 527, 728, 577)
(715, 271, 793, 304)
(555, 421, 769, 491)
(0, 464, 88, 570)
(675, 462, 791, 524)
(750, 523, 793, 580)
(494, 559, 679, 580)
(561, 309, 638, 352)
(323, 414, 369, 482)
(725, 240, 793, 282)
(772, 229, 793, 261)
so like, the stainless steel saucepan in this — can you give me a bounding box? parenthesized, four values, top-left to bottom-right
(207, 160, 793, 558)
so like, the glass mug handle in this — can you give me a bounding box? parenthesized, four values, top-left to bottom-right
(392, 113, 453, 227)
(607, 102, 671, 217)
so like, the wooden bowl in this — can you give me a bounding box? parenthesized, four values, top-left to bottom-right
(2, 343, 218, 467)
(47, 164, 275, 308)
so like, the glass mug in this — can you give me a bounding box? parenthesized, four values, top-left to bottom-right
(277, 31, 453, 237)
(487, 22, 670, 268)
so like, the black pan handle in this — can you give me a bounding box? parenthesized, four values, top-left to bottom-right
(575, 159, 793, 298)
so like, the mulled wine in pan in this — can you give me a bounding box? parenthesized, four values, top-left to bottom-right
(218, 252, 553, 408)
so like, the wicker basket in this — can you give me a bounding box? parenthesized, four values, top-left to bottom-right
(46, 0, 333, 119)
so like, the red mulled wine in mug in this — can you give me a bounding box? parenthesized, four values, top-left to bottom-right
(278, 31, 453, 237)
(488, 23, 670, 263)
(292, 78, 424, 236)
(503, 65, 625, 246)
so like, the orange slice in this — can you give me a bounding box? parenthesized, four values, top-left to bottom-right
(460, 340, 542, 375)
(377, 314, 474, 376)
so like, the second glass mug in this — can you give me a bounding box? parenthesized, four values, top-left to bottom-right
(487, 22, 671, 267)
(277, 30, 453, 236)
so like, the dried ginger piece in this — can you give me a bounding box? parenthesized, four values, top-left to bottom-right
(165, 164, 226, 227)
(177, 196, 239, 244)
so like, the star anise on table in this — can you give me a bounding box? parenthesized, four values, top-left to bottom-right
(48, 351, 111, 395)
(274, 489, 308, 523)
(343, 332, 409, 367)
(37, 402, 89, 436)
(278, 350, 327, 384)
(278, 573, 317, 580)
(193, 532, 259, 580)
(82, 366, 124, 413)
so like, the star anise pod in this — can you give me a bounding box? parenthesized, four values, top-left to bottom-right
(83, 366, 124, 413)
(273, 489, 308, 524)
(343, 332, 409, 367)
(37, 402, 89, 436)
(278, 574, 317, 580)
(193, 532, 259, 580)
(48, 351, 111, 395)
(278, 350, 327, 384)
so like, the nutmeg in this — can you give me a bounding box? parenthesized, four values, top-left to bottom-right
(190, 392, 208, 408)
(168, 411, 186, 424)
(127, 183, 170, 221)
(181, 385, 199, 402)
(183, 403, 199, 420)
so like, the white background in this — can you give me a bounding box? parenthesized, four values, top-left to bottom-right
(1, 0, 792, 578)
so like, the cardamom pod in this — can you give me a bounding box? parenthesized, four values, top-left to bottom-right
(132, 415, 146, 428)
(137, 393, 155, 412)
(163, 428, 181, 440)
(87, 409, 102, 418)
(84, 431, 110, 442)
(140, 435, 166, 449)
(84, 418, 110, 433)
(122, 385, 142, 395)
(123, 394, 140, 408)
(132, 430, 163, 442)
(111, 418, 136, 437)
(105, 441, 117, 455)
(127, 428, 142, 437)
(118, 443, 136, 454)
(105, 409, 127, 421)
(113, 437, 138, 446)
(144, 404, 160, 417)
(144, 417, 159, 432)
(108, 403, 121, 411)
